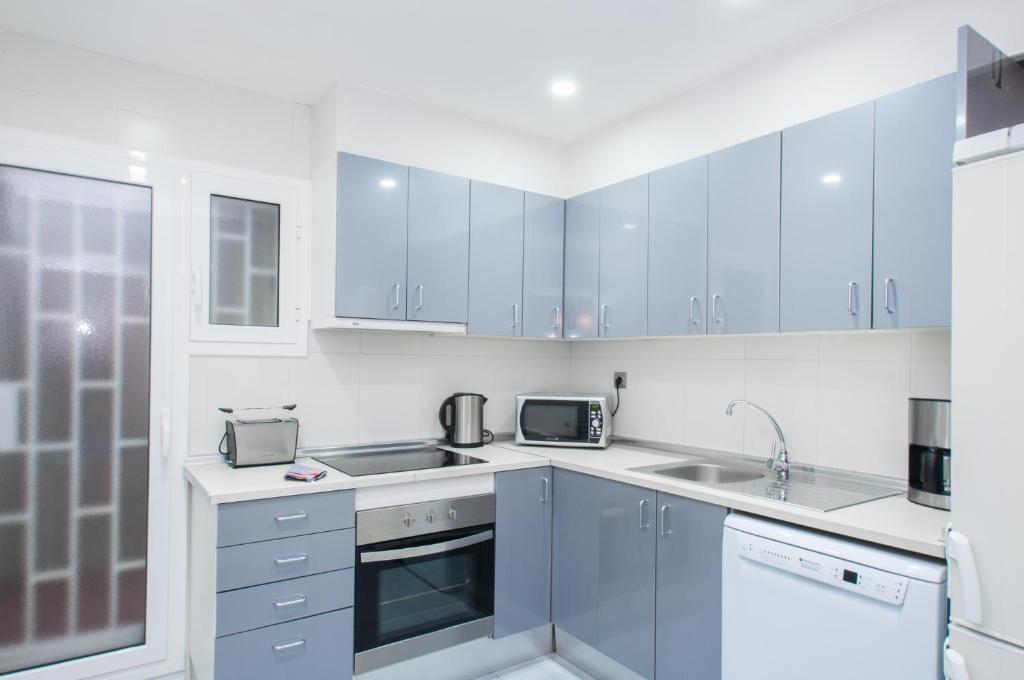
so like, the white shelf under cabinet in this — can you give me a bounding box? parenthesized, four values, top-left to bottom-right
(311, 317, 468, 334)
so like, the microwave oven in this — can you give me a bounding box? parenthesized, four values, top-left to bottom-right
(515, 393, 611, 448)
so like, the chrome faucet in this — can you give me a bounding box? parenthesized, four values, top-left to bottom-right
(725, 400, 791, 481)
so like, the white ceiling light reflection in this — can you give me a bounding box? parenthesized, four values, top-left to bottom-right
(821, 173, 842, 185)
(379, 178, 397, 189)
(551, 80, 577, 97)
(76, 319, 94, 336)
(623, 223, 637, 230)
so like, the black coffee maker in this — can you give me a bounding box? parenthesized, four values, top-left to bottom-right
(908, 398, 951, 510)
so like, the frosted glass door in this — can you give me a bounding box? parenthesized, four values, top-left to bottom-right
(0, 165, 151, 674)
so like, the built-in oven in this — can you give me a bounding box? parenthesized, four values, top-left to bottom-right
(353, 494, 495, 673)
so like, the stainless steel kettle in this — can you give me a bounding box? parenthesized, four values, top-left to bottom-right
(438, 393, 492, 448)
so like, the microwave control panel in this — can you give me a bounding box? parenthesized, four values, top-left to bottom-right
(589, 402, 604, 443)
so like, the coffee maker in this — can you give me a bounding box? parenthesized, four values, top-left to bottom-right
(908, 398, 951, 510)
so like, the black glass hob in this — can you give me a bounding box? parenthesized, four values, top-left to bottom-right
(312, 445, 486, 477)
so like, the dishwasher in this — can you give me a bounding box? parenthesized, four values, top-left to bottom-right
(722, 514, 947, 680)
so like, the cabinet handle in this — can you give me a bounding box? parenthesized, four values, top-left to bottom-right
(600, 305, 610, 334)
(274, 596, 308, 609)
(274, 513, 308, 523)
(274, 553, 308, 566)
(272, 638, 306, 653)
(848, 281, 858, 316)
(639, 499, 650, 529)
(660, 505, 672, 536)
(712, 294, 723, 324)
(540, 476, 549, 503)
(392, 283, 401, 310)
(884, 277, 896, 314)
(415, 284, 424, 311)
(511, 303, 519, 328)
(689, 296, 701, 326)
(551, 306, 561, 330)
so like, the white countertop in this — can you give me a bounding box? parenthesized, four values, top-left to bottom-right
(184, 441, 948, 559)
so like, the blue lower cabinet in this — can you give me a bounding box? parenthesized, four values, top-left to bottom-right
(214, 608, 353, 680)
(216, 529, 355, 592)
(654, 494, 727, 680)
(494, 467, 553, 637)
(216, 569, 354, 637)
(596, 480, 657, 679)
(552, 469, 600, 646)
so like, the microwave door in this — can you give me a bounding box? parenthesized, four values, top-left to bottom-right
(520, 401, 588, 442)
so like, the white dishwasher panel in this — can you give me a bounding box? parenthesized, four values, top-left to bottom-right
(722, 514, 947, 680)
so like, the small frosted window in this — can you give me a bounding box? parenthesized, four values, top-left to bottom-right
(209, 195, 280, 327)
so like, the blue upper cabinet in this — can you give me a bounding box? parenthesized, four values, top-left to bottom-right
(598, 175, 649, 337)
(406, 168, 470, 323)
(873, 74, 955, 328)
(564, 191, 601, 339)
(336, 153, 409, 319)
(707, 133, 782, 334)
(780, 103, 874, 332)
(468, 180, 525, 336)
(648, 157, 709, 336)
(523, 193, 566, 338)
(494, 467, 552, 638)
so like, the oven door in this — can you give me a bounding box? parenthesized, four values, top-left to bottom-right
(518, 399, 589, 444)
(354, 524, 495, 671)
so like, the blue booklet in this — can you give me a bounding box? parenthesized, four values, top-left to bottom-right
(284, 463, 327, 482)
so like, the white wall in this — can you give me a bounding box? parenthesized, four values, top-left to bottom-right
(566, 0, 1024, 195)
(0, 31, 312, 179)
(571, 330, 950, 479)
(189, 332, 570, 456)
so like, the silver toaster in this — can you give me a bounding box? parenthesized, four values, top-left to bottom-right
(219, 405, 299, 468)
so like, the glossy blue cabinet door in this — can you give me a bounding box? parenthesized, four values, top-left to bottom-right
(336, 153, 408, 319)
(407, 167, 470, 323)
(468, 180, 525, 336)
(495, 467, 553, 637)
(707, 133, 782, 334)
(564, 191, 601, 338)
(551, 469, 599, 646)
(523, 193, 565, 338)
(780, 103, 874, 332)
(655, 493, 727, 680)
(596, 479, 656, 679)
(599, 175, 649, 337)
(648, 157, 709, 336)
(873, 73, 955, 328)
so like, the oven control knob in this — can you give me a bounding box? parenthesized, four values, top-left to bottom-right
(426, 510, 436, 523)
(402, 514, 415, 527)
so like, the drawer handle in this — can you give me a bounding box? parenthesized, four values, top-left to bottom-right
(272, 638, 306, 653)
(274, 596, 308, 609)
(274, 553, 308, 566)
(274, 513, 308, 523)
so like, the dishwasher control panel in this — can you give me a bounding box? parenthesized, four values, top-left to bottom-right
(737, 533, 909, 606)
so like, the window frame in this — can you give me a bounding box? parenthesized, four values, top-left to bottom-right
(186, 170, 306, 354)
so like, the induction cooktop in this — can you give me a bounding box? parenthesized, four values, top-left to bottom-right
(311, 444, 486, 477)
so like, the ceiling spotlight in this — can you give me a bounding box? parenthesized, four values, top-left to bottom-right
(551, 80, 577, 97)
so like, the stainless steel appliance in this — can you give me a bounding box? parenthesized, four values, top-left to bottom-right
(311, 442, 486, 476)
(353, 495, 496, 673)
(908, 397, 951, 510)
(218, 405, 298, 468)
(515, 393, 611, 448)
(438, 393, 491, 448)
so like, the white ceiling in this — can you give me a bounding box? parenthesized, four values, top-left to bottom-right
(0, 0, 891, 142)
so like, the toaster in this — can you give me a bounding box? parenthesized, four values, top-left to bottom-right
(219, 405, 299, 468)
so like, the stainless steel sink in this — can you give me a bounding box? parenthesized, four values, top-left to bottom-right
(651, 463, 764, 484)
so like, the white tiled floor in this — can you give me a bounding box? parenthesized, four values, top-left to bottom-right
(476, 655, 593, 680)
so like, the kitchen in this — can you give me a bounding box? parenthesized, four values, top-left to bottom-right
(0, 1, 1022, 679)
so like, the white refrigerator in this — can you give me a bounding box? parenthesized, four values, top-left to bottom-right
(946, 129, 1024, 679)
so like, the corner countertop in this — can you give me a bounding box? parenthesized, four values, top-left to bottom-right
(184, 441, 948, 559)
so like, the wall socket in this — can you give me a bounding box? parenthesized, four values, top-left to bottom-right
(614, 372, 627, 389)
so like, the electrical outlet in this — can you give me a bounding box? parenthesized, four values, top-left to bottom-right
(614, 372, 627, 389)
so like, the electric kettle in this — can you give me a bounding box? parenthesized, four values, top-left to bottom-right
(438, 393, 492, 448)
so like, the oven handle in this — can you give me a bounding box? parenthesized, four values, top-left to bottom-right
(359, 529, 494, 564)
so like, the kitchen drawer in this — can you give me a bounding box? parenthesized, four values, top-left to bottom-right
(217, 490, 354, 548)
(217, 529, 355, 592)
(214, 608, 353, 680)
(216, 568, 354, 637)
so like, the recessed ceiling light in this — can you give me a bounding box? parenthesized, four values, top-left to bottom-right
(379, 178, 397, 189)
(551, 80, 577, 97)
(821, 173, 842, 185)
